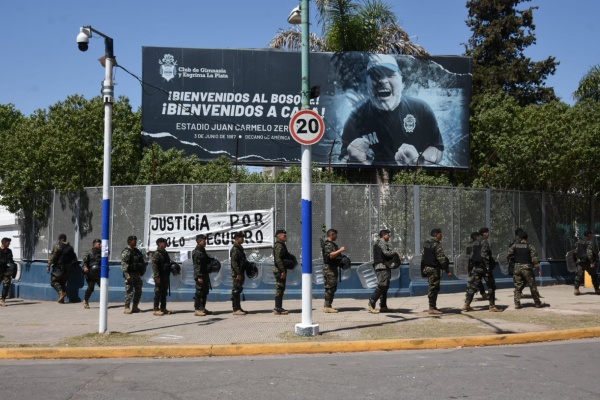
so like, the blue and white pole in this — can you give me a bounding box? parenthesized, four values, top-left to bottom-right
(96, 31, 114, 334)
(294, 0, 319, 336)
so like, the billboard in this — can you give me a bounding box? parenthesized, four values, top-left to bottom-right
(142, 47, 471, 168)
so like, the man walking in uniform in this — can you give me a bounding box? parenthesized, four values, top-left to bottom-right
(121, 235, 146, 314)
(46, 234, 76, 304)
(192, 234, 215, 316)
(368, 229, 400, 313)
(0, 238, 14, 306)
(462, 228, 501, 312)
(321, 228, 347, 313)
(82, 239, 101, 309)
(572, 230, 600, 295)
(152, 237, 173, 316)
(421, 228, 452, 315)
(273, 229, 295, 315)
(507, 230, 544, 309)
(230, 232, 248, 315)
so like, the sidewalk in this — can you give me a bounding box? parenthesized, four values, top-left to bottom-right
(1, 285, 600, 359)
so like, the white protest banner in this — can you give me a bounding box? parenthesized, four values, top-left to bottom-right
(147, 209, 273, 252)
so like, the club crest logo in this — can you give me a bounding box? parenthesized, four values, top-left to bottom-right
(403, 114, 416, 133)
(159, 54, 177, 81)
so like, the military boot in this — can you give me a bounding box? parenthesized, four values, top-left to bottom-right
(574, 289, 581, 296)
(514, 303, 522, 309)
(83, 301, 90, 309)
(57, 291, 66, 304)
(427, 307, 442, 315)
(153, 309, 165, 316)
(367, 300, 379, 314)
(232, 309, 247, 315)
(462, 304, 474, 312)
(379, 306, 392, 313)
(194, 309, 207, 316)
(131, 303, 141, 313)
(124, 304, 132, 314)
(0, 298, 6, 307)
(273, 308, 289, 315)
(323, 306, 338, 313)
(489, 305, 502, 312)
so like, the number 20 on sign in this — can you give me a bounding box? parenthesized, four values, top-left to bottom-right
(289, 110, 325, 145)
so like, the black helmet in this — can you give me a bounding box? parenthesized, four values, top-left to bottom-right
(283, 254, 298, 270)
(170, 262, 181, 276)
(340, 255, 352, 270)
(5, 262, 17, 278)
(244, 261, 259, 279)
(89, 263, 101, 279)
(208, 258, 222, 274)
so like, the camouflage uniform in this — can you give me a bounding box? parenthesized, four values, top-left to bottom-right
(152, 247, 172, 312)
(121, 246, 146, 310)
(0, 246, 14, 302)
(370, 238, 396, 309)
(230, 242, 247, 312)
(421, 237, 449, 309)
(507, 241, 542, 307)
(465, 239, 487, 296)
(82, 246, 101, 303)
(273, 238, 291, 311)
(322, 240, 341, 308)
(464, 239, 497, 308)
(192, 244, 212, 312)
(48, 241, 76, 298)
(573, 237, 600, 292)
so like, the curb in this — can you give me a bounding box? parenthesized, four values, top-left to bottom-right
(2, 327, 600, 360)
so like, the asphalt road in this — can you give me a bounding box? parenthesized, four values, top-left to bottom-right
(1, 339, 598, 400)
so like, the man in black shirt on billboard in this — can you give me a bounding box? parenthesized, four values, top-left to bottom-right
(340, 54, 444, 166)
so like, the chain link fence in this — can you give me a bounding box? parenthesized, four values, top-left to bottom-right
(27, 184, 597, 263)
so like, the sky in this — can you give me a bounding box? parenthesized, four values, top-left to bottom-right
(1, 0, 598, 116)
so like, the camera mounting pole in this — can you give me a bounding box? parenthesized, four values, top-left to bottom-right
(78, 25, 114, 334)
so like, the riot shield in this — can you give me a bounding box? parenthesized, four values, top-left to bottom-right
(566, 250, 577, 272)
(454, 254, 470, 280)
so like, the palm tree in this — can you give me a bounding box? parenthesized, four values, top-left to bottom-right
(269, 0, 428, 56)
(573, 65, 600, 103)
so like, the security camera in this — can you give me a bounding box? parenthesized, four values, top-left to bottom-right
(77, 27, 91, 52)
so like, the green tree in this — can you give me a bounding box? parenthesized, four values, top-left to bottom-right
(573, 65, 600, 103)
(0, 96, 141, 218)
(465, 0, 558, 107)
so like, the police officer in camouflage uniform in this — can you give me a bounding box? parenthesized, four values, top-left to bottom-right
(421, 228, 452, 315)
(462, 228, 501, 313)
(121, 235, 146, 314)
(46, 233, 76, 304)
(0, 238, 14, 306)
(273, 229, 295, 315)
(507, 230, 544, 309)
(82, 239, 101, 309)
(368, 229, 399, 314)
(152, 237, 172, 316)
(466, 232, 488, 300)
(192, 234, 215, 316)
(230, 231, 248, 315)
(321, 228, 347, 313)
(572, 230, 600, 296)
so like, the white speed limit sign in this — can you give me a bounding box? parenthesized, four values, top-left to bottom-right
(289, 110, 325, 145)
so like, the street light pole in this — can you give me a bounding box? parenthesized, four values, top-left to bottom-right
(77, 26, 114, 333)
(291, 0, 319, 337)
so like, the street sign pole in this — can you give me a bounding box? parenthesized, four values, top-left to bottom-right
(294, 0, 319, 337)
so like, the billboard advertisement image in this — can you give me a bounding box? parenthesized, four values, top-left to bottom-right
(142, 47, 471, 168)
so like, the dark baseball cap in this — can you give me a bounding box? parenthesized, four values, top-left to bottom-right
(479, 227, 489, 235)
(92, 239, 101, 245)
(233, 231, 245, 239)
(379, 229, 390, 237)
(275, 229, 287, 236)
(196, 234, 207, 241)
(127, 235, 137, 243)
(156, 237, 167, 245)
(326, 229, 338, 235)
